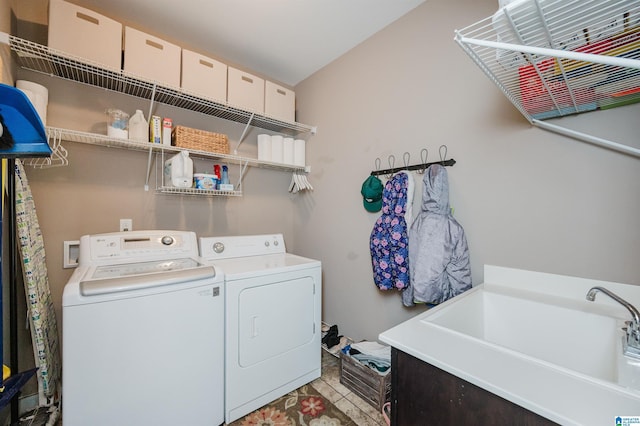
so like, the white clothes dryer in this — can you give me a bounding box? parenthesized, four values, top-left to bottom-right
(199, 234, 322, 424)
(63, 230, 224, 426)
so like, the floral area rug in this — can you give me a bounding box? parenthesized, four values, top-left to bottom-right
(228, 383, 356, 426)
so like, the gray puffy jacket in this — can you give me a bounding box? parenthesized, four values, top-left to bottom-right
(402, 164, 471, 307)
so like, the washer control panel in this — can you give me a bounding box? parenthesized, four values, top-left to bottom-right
(200, 234, 286, 260)
(82, 230, 198, 263)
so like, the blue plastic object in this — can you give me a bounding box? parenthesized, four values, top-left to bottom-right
(0, 368, 37, 410)
(221, 165, 229, 185)
(0, 83, 51, 158)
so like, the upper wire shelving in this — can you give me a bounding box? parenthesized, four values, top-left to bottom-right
(1, 33, 315, 136)
(455, 0, 640, 157)
(1, 32, 314, 194)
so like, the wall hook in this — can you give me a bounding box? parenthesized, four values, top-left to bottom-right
(370, 149, 455, 177)
(439, 145, 448, 164)
(417, 148, 428, 174)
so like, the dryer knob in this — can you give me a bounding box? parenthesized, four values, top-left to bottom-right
(161, 236, 174, 245)
(213, 242, 225, 253)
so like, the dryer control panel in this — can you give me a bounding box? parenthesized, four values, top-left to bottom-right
(200, 234, 286, 260)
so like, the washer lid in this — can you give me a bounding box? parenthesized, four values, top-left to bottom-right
(79, 258, 216, 296)
(91, 258, 202, 280)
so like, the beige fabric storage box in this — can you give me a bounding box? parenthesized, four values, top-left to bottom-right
(181, 49, 227, 102)
(265, 81, 295, 123)
(123, 26, 181, 87)
(227, 67, 264, 113)
(48, 0, 122, 69)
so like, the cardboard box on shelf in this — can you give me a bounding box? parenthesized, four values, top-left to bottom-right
(123, 26, 181, 87)
(181, 49, 227, 103)
(48, 0, 122, 69)
(227, 67, 264, 113)
(265, 81, 295, 123)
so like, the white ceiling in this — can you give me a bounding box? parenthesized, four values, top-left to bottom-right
(71, 0, 425, 87)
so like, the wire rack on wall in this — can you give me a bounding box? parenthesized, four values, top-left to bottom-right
(2, 33, 315, 136)
(455, 0, 640, 157)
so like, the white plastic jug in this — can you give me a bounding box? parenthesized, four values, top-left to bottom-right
(164, 151, 193, 188)
(128, 109, 148, 142)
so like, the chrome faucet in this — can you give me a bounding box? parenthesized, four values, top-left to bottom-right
(586, 286, 640, 359)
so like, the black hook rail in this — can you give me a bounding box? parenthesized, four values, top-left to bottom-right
(370, 158, 456, 176)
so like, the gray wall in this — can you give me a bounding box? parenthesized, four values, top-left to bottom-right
(10, 0, 640, 350)
(11, 0, 299, 362)
(294, 0, 640, 341)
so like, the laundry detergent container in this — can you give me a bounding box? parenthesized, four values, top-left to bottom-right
(164, 151, 193, 187)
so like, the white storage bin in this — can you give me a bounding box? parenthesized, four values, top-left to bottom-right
(227, 67, 264, 113)
(181, 49, 227, 102)
(123, 26, 181, 87)
(265, 81, 295, 123)
(48, 0, 122, 69)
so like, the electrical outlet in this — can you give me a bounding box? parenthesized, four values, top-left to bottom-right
(120, 219, 133, 232)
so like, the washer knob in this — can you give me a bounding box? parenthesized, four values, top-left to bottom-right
(161, 236, 174, 245)
(213, 242, 225, 253)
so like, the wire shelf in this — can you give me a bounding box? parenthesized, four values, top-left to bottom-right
(5, 34, 315, 136)
(455, 0, 640, 122)
(156, 186, 243, 197)
(47, 126, 307, 171)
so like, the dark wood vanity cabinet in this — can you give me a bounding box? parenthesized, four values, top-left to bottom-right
(390, 348, 558, 425)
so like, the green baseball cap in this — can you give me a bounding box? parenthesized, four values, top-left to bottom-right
(361, 175, 383, 212)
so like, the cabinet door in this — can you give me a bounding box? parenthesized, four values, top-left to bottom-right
(391, 348, 557, 426)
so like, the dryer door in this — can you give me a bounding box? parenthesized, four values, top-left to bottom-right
(239, 276, 314, 365)
(226, 266, 321, 423)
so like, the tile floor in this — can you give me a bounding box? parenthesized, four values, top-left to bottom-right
(16, 350, 389, 426)
(311, 350, 389, 426)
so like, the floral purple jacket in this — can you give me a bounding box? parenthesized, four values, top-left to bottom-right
(370, 172, 410, 291)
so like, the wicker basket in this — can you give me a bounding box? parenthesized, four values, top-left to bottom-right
(172, 125, 229, 154)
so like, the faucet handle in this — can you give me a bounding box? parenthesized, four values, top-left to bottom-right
(624, 321, 640, 346)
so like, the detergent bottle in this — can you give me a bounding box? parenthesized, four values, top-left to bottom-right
(164, 151, 193, 187)
(221, 165, 229, 185)
(128, 109, 148, 142)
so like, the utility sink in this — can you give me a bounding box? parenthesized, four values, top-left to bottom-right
(425, 285, 621, 383)
(379, 265, 640, 426)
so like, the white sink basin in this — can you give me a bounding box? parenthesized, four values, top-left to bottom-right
(379, 265, 640, 426)
(425, 285, 620, 383)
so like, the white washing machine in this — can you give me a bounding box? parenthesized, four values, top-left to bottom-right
(62, 230, 224, 426)
(199, 234, 322, 424)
